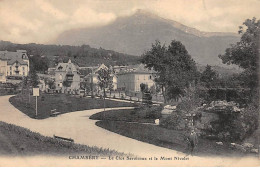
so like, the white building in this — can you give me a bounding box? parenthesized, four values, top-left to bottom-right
(0, 50, 29, 83)
(117, 64, 155, 92)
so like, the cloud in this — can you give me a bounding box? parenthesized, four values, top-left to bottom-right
(0, 0, 259, 44)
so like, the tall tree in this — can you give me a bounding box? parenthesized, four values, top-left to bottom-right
(29, 66, 39, 88)
(97, 68, 113, 110)
(141, 40, 198, 103)
(219, 18, 260, 91)
(200, 65, 219, 88)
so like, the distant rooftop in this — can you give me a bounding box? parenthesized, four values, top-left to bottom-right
(0, 50, 29, 65)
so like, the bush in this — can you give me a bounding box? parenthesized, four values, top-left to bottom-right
(201, 103, 259, 142)
(159, 113, 187, 130)
(134, 105, 162, 119)
(228, 104, 259, 141)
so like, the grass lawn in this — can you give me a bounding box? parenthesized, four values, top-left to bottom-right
(9, 93, 135, 119)
(89, 109, 156, 123)
(0, 121, 126, 156)
(96, 121, 256, 157)
(91, 109, 257, 157)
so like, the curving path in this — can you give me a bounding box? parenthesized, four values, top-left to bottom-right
(0, 95, 183, 157)
(0, 95, 259, 166)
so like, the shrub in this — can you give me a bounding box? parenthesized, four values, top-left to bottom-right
(134, 105, 162, 119)
(201, 103, 259, 142)
(227, 104, 258, 141)
(159, 113, 187, 130)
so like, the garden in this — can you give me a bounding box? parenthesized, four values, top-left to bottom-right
(9, 93, 135, 119)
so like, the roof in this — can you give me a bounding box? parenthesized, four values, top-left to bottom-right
(55, 59, 79, 72)
(78, 68, 92, 76)
(117, 64, 156, 75)
(0, 50, 29, 65)
(93, 64, 108, 73)
(0, 50, 28, 60)
(7, 57, 28, 65)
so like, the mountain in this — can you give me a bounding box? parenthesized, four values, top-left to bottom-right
(54, 9, 240, 67)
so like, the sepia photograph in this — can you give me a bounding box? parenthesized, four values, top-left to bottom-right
(0, 0, 259, 167)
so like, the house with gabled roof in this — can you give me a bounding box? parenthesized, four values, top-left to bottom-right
(84, 64, 117, 93)
(54, 59, 81, 93)
(117, 64, 156, 93)
(0, 50, 29, 83)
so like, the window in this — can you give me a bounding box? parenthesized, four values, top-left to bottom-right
(23, 72, 25, 76)
(10, 72, 12, 75)
(144, 75, 146, 80)
(10, 67, 12, 70)
(149, 75, 152, 79)
(22, 67, 25, 71)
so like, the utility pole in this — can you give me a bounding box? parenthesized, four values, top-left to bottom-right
(91, 67, 94, 97)
(36, 95, 38, 116)
(33, 88, 39, 118)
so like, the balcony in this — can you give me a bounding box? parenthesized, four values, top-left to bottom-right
(66, 71, 74, 82)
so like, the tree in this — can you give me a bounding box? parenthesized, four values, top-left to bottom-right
(80, 81, 91, 96)
(141, 40, 198, 103)
(29, 66, 39, 88)
(97, 68, 113, 110)
(219, 18, 260, 91)
(29, 54, 49, 73)
(45, 78, 55, 89)
(200, 65, 219, 88)
(62, 79, 71, 93)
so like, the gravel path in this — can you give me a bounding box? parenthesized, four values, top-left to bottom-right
(1, 95, 258, 167)
(0, 95, 182, 157)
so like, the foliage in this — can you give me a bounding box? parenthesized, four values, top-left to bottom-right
(0, 41, 139, 67)
(177, 86, 203, 115)
(28, 66, 39, 88)
(141, 40, 199, 103)
(219, 18, 260, 90)
(200, 65, 219, 88)
(62, 79, 71, 87)
(210, 103, 259, 142)
(140, 83, 148, 93)
(161, 85, 203, 131)
(29, 54, 49, 73)
(45, 78, 55, 89)
(133, 105, 163, 119)
(80, 81, 91, 94)
(159, 113, 186, 130)
(97, 68, 113, 96)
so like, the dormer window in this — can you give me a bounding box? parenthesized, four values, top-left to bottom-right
(58, 66, 63, 70)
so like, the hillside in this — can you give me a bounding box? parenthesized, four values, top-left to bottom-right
(0, 41, 139, 67)
(54, 9, 240, 67)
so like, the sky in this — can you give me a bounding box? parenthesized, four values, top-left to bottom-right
(0, 0, 259, 44)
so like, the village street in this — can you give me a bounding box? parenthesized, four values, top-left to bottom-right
(0, 95, 182, 157)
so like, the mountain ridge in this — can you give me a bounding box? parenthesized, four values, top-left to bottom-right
(131, 9, 239, 37)
(54, 9, 240, 66)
